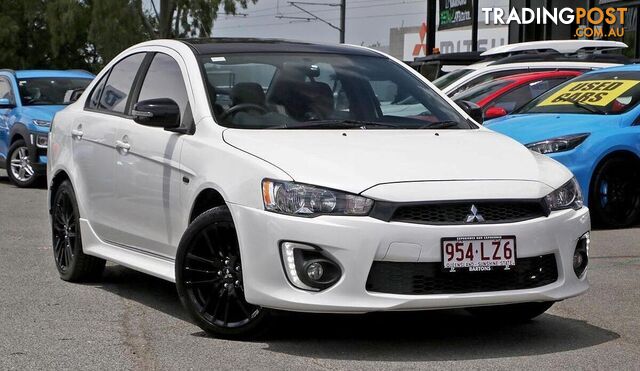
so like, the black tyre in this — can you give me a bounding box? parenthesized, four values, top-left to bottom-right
(466, 302, 554, 322)
(6, 140, 41, 188)
(51, 180, 105, 282)
(589, 156, 640, 229)
(175, 206, 269, 339)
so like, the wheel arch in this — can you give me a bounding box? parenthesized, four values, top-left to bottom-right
(49, 170, 71, 212)
(189, 188, 227, 223)
(9, 122, 29, 145)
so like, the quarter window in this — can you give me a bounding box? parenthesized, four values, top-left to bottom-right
(136, 53, 191, 123)
(87, 73, 108, 110)
(99, 53, 145, 114)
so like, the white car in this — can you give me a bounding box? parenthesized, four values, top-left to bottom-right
(435, 40, 627, 96)
(47, 39, 590, 338)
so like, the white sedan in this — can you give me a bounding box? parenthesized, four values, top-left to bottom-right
(47, 38, 590, 338)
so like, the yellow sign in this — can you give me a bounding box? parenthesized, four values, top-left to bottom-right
(538, 80, 640, 107)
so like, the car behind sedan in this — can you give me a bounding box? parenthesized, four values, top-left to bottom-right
(487, 65, 640, 228)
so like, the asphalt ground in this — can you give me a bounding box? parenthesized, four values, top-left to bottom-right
(0, 169, 638, 370)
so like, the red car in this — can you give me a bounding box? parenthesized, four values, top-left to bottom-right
(452, 70, 583, 120)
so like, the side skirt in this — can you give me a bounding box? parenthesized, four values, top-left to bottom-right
(79, 218, 176, 282)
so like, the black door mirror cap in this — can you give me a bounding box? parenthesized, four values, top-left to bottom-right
(454, 99, 484, 125)
(132, 98, 181, 129)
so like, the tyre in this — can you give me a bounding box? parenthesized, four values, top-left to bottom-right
(6, 139, 41, 188)
(175, 206, 269, 339)
(466, 302, 554, 322)
(589, 156, 640, 229)
(51, 180, 105, 282)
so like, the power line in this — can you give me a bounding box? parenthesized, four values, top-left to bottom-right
(275, 1, 346, 43)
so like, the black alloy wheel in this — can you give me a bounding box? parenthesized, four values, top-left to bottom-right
(176, 206, 268, 338)
(590, 157, 640, 229)
(51, 180, 105, 281)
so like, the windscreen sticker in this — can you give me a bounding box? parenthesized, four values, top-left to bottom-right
(538, 80, 640, 107)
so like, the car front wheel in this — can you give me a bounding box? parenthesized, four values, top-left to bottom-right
(6, 140, 40, 187)
(175, 206, 269, 339)
(590, 156, 640, 229)
(466, 301, 554, 322)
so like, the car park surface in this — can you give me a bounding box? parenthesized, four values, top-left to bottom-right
(1, 172, 638, 369)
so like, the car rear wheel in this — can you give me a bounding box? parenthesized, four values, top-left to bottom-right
(52, 180, 105, 281)
(590, 157, 640, 229)
(175, 206, 269, 339)
(466, 302, 554, 322)
(6, 140, 40, 188)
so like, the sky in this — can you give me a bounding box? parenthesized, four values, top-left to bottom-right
(210, 0, 429, 47)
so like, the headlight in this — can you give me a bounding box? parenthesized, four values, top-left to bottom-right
(262, 179, 374, 216)
(526, 133, 590, 154)
(545, 177, 583, 211)
(33, 119, 51, 127)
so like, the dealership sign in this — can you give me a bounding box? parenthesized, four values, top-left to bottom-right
(439, 0, 473, 30)
(482, 7, 628, 38)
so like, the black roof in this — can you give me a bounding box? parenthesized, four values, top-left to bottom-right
(179, 37, 383, 57)
(413, 52, 483, 64)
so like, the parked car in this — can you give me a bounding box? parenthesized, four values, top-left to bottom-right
(433, 40, 628, 96)
(452, 70, 582, 120)
(486, 64, 640, 228)
(0, 69, 94, 187)
(410, 51, 483, 81)
(48, 38, 590, 338)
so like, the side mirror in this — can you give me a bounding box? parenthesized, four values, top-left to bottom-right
(67, 88, 85, 104)
(484, 106, 508, 120)
(0, 98, 15, 109)
(132, 98, 180, 129)
(455, 100, 483, 124)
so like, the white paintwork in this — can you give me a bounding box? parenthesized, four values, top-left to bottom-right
(441, 61, 620, 95)
(48, 39, 590, 314)
(481, 40, 627, 56)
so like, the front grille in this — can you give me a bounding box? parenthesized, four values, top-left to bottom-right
(365, 254, 558, 295)
(391, 201, 547, 225)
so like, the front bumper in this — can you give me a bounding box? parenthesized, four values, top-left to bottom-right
(28, 131, 48, 174)
(230, 203, 590, 313)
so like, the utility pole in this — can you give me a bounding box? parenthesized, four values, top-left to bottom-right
(277, 1, 346, 43)
(426, 0, 436, 54)
(471, 0, 479, 52)
(339, 0, 346, 43)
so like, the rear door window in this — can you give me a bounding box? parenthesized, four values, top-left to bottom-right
(99, 53, 146, 114)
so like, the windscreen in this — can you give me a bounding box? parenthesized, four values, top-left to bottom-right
(432, 68, 473, 89)
(452, 79, 512, 103)
(18, 77, 92, 106)
(517, 70, 640, 115)
(199, 53, 471, 130)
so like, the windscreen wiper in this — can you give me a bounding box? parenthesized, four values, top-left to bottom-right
(557, 98, 607, 115)
(419, 120, 461, 129)
(285, 119, 399, 129)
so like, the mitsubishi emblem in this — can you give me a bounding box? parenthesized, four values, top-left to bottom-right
(465, 204, 485, 223)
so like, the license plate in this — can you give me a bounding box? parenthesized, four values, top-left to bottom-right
(441, 236, 516, 272)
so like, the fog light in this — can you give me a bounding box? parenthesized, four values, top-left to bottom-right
(36, 135, 48, 148)
(573, 232, 589, 278)
(280, 242, 341, 291)
(306, 262, 324, 281)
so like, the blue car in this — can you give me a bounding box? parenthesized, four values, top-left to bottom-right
(487, 64, 640, 228)
(0, 69, 93, 187)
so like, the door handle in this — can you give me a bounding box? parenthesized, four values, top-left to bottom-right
(115, 140, 131, 152)
(71, 129, 83, 139)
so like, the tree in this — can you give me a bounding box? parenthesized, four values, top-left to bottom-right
(139, 0, 257, 38)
